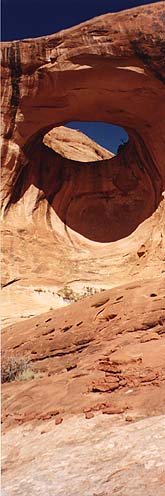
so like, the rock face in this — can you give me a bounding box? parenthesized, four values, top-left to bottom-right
(2, 416, 165, 496)
(1, 1, 165, 323)
(44, 126, 114, 162)
(1, 3, 165, 495)
(1, 277, 165, 495)
(2, 277, 165, 427)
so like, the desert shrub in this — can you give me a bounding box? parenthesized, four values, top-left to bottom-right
(15, 369, 43, 381)
(1, 354, 42, 383)
(57, 285, 106, 302)
(57, 286, 79, 302)
(1, 354, 29, 383)
(84, 286, 105, 296)
(34, 288, 46, 293)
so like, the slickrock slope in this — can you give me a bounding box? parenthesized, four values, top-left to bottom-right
(44, 126, 114, 162)
(2, 277, 165, 495)
(2, 416, 165, 496)
(2, 277, 165, 427)
(1, 1, 165, 324)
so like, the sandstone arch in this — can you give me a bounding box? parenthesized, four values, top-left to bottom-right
(4, 124, 161, 243)
(1, 2, 165, 322)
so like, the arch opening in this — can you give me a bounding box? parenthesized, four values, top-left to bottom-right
(4, 122, 162, 244)
(65, 122, 128, 156)
(1, 2, 164, 244)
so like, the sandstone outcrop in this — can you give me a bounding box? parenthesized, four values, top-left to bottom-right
(2, 276, 165, 495)
(2, 276, 165, 428)
(1, 1, 165, 324)
(1, 3, 165, 495)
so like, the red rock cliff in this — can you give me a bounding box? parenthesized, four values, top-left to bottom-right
(1, 2, 165, 323)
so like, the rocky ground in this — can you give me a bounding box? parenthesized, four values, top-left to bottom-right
(2, 415, 165, 496)
(2, 276, 165, 495)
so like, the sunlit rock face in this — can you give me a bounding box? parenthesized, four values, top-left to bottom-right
(1, 2, 165, 323)
(1, 275, 165, 495)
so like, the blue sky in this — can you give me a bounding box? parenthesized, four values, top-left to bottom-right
(1, 0, 160, 41)
(66, 123, 128, 155)
(1, 0, 159, 153)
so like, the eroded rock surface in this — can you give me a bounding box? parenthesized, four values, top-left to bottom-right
(2, 276, 165, 495)
(2, 415, 165, 496)
(2, 277, 165, 428)
(1, 1, 165, 323)
(1, 3, 165, 495)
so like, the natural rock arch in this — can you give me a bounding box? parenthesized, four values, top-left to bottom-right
(1, 2, 165, 324)
(1, 2, 165, 242)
